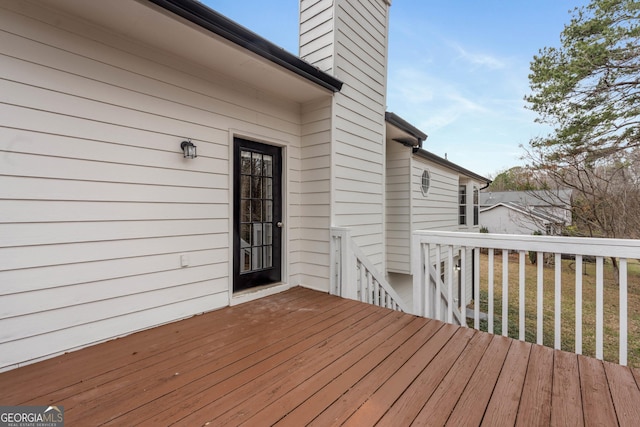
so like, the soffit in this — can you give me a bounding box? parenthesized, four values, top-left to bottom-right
(36, 0, 334, 104)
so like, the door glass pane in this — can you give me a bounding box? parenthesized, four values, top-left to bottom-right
(264, 223, 273, 245)
(241, 251, 251, 272)
(252, 176, 263, 199)
(252, 247, 262, 269)
(263, 246, 272, 268)
(263, 155, 273, 177)
(241, 175, 251, 199)
(241, 223, 252, 246)
(241, 151, 252, 174)
(252, 153, 262, 176)
(264, 177, 273, 200)
(241, 200, 250, 223)
(253, 223, 263, 245)
(265, 201, 273, 221)
(252, 200, 262, 222)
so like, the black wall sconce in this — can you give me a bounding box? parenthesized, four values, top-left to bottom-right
(180, 140, 197, 159)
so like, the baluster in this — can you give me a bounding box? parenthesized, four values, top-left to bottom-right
(488, 249, 494, 334)
(424, 243, 432, 318)
(447, 246, 454, 323)
(519, 251, 525, 341)
(435, 246, 442, 321)
(374, 280, 380, 307)
(575, 255, 583, 355)
(502, 250, 508, 337)
(474, 247, 480, 330)
(460, 248, 467, 327)
(359, 261, 366, 302)
(596, 256, 604, 360)
(537, 252, 543, 345)
(554, 253, 562, 350)
(620, 258, 628, 366)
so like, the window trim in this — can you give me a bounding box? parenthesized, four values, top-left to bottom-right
(473, 186, 479, 226)
(421, 170, 431, 196)
(459, 184, 467, 225)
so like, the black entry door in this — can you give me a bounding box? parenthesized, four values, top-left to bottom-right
(233, 138, 282, 292)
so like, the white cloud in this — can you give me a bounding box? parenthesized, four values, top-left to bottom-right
(450, 42, 506, 70)
(388, 66, 490, 133)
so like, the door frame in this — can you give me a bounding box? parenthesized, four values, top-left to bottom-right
(231, 136, 285, 295)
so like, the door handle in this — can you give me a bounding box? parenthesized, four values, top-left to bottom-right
(276, 222, 283, 228)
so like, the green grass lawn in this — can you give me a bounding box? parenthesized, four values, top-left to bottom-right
(467, 253, 640, 367)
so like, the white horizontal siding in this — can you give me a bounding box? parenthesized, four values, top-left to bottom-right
(412, 159, 460, 232)
(296, 98, 333, 291)
(299, 0, 389, 271)
(1, 293, 227, 370)
(385, 140, 411, 273)
(300, 0, 335, 73)
(0, 0, 321, 370)
(331, 0, 388, 268)
(1, 249, 226, 295)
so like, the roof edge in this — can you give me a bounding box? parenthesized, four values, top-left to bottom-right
(146, 0, 343, 93)
(385, 112, 428, 144)
(413, 148, 490, 183)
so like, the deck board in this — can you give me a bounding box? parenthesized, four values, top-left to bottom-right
(579, 354, 618, 426)
(516, 344, 554, 426)
(236, 315, 432, 426)
(0, 287, 638, 426)
(445, 334, 512, 426)
(551, 351, 583, 426)
(481, 339, 531, 426)
(604, 361, 640, 425)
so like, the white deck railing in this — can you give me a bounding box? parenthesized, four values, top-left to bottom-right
(412, 230, 640, 366)
(330, 227, 409, 313)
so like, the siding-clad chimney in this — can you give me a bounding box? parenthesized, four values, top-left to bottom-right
(300, 0, 391, 269)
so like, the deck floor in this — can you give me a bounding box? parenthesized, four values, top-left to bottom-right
(2, 286, 640, 426)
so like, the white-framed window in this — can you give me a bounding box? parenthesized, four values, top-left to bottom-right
(459, 184, 467, 225)
(421, 170, 431, 196)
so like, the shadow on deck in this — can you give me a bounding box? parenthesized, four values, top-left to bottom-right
(1, 286, 639, 425)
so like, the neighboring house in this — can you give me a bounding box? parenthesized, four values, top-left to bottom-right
(0, 0, 486, 371)
(479, 190, 572, 235)
(385, 112, 490, 310)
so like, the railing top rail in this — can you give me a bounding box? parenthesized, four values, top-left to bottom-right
(412, 230, 640, 258)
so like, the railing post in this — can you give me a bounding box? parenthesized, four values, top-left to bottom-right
(330, 227, 357, 300)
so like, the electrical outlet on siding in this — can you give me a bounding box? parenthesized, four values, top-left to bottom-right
(180, 254, 189, 267)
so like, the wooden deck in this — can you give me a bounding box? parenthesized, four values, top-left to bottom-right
(2, 287, 639, 426)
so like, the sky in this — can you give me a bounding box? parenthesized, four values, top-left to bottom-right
(204, 0, 590, 178)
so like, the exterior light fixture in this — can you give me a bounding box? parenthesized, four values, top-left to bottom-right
(180, 140, 197, 159)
